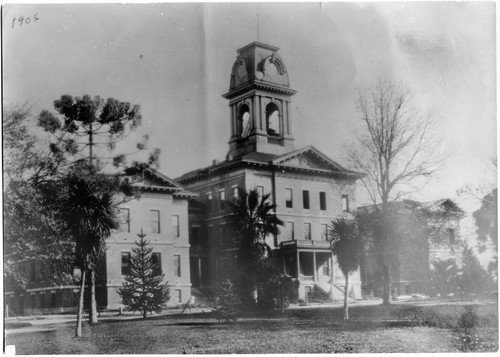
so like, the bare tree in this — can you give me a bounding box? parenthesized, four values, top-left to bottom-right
(349, 80, 441, 304)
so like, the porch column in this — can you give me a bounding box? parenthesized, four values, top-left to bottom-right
(296, 251, 300, 277)
(282, 254, 286, 275)
(313, 252, 317, 282)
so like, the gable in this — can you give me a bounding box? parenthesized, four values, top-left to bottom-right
(278, 152, 331, 170)
(272, 146, 361, 176)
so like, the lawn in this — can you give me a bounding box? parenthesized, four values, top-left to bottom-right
(6, 303, 498, 354)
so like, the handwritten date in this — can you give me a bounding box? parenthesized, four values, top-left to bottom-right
(12, 13, 39, 29)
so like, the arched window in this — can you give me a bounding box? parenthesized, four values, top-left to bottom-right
(266, 103, 280, 137)
(239, 104, 251, 138)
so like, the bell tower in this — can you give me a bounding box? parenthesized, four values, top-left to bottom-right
(223, 42, 297, 159)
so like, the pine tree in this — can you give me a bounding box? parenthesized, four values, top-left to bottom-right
(117, 230, 170, 318)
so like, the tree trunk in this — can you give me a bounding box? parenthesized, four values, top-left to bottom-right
(143, 309, 147, 319)
(75, 269, 86, 337)
(382, 264, 392, 305)
(343, 273, 349, 320)
(89, 269, 98, 324)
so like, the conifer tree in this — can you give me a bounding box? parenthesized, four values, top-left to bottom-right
(118, 230, 170, 319)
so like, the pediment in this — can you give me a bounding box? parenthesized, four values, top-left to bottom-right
(272, 146, 361, 176)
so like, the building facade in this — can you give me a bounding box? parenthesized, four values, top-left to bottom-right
(359, 199, 465, 298)
(177, 41, 364, 301)
(103, 167, 196, 309)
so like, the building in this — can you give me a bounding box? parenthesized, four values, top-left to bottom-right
(5, 167, 196, 315)
(358, 199, 465, 298)
(177, 41, 365, 301)
(103, 167, 196, 309)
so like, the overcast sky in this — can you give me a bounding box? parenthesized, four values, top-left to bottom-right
(3, 2, 496, 215)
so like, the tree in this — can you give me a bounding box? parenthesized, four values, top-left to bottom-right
(431, 259, 460, 297)
(228, 188, 283, 309)
(3, 106, 75, 288)
(328, 218, 369, 319)
(472, 188, 498, 252)
(349, 80, 440, 304)
(38, 94, 159, 323)
(65, 178, 117, 337)
(460, 243, 494, 295)
(117, 230, 170, 319)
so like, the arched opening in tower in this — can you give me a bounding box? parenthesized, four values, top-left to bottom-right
(266, 103, 280, 137)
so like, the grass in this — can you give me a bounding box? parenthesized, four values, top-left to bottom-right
(6, 303, 498, 354)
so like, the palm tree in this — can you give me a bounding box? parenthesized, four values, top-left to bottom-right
(228, 188, 283, 308)
(65, 177, 116, 336)
(328, 218, 369, 319)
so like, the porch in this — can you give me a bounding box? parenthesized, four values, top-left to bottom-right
(279, 240, 362, 301)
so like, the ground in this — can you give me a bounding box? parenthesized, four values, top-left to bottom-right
(5, 300, 498, 354)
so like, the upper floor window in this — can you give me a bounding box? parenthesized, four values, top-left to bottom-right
(219, 190, 226, 211)
(304, 223, 311, 240)
(303, 190, 310, 210)
(118, 208, 130, 233)
(172, 215, 179, 237)
(152, 253, 162, 276)
(266, 103, 280, 137)
(174, 255, 181, 277)
(448, 228, 456, 244)
(285, 188, 293, 208)
(321, 224, 328, 241)
(150, 210, 160, 234)
(30, 261, 37, 282)
(121, 252, 131, 276)
(319, 192, 327, 211)
(233, 186, 239, 203)
(341, 194, 349, 212)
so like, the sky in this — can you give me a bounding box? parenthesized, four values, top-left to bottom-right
(3, 2, 497, 246)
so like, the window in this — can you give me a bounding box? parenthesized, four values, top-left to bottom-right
(256, 186, 264, 199)
(207, 192, 213, 203)
(286, 221, 295, 241)
(150, 210, 160, 234)
(285, 188, 293, 208)
(321, 224, 328, 241)
(175, 289, 182, 303)
(174, 255, 181, 277)
(219, 190, 226, 210)
(303, 190, 310, 210)
(152, 253, 162, 276)
(341, 195, 349, 212)
(304, 223, 311, 240)
(448, 228, 456, 244)
(51, 291, 57, 308)
(233, 186, 239, 203)
(121, 252, 131, 275)
(319, 192, 327, 211)
(118, 208, 130, 232)
(172, 215, 179, 237)
(30, 261, 36, 282)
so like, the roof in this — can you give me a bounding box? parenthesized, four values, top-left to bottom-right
(176, 146, 364, 184)
(110, 166, 198, 197)
(358, 199, 466, 218)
